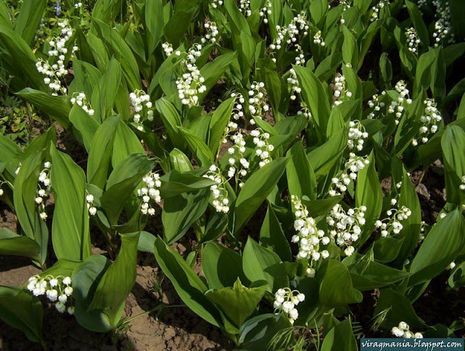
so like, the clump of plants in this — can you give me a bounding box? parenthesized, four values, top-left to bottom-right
(0, 0, 465, 349)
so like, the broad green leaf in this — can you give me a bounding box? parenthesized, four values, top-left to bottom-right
(242, 237, 288, 293)
(87, 116, 119, 188)
(294, 65, 330, 133)
(111, 121, 145, 168)
(153, 237, 222, 327)
(238, 313, 292, 349)
(138, 231, 157, 253)
(16, 88, 70, 128)
(321, 319, 357, 351)
(0, 286, 43, 343)
(90, 232, 139, 326)
(206, 279, 265, 328)
(102, 153, 153, 225)
(319, 259, 363, 307)
(92, 58, 121, 123)
(0, 228, 40, 259)
(355, 153, 382, 245)
(441, 126, 465, 206)
(200, 52, 237, 94)
(202, 242, 244, 290)
(0, 24, 45, 89)
(162, 189, 209, 243)
(169, 149, 194, 172)
(145, 0, 164, 52)
(208, 97, 235, 156)
(50, 145, 91, 261)
(14, 0, 47, 46)
(234, 158, 287, 234)
(259, 206, 292, 262)
(155, 98, 184, 148)
(69, 105, 100, 152)
(286, 140, 316, 200)
(73, 255, 113, 332)
(160, 170, 215, 198)
(179, 127, 214, 167)
(13, 151, 49, 264)
(410, 209, 465, 285)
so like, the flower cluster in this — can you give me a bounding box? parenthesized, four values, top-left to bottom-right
(327, 204, 367, 256)
(162, 42, 175, 56)
(259, 0, 272, 24)
(247, 82, 270, 124)
(230, 92, 245, 121)
(460, 175, 465, 191)
(70, 92, 94, 116)
(137, 172, 162, 216)
(201, 21, 219, 44)
(251, 129, 274, 168)
(129, 90, 154, 131)
(388, 81, 412, 125)
(313, 30, 326, 46)
(432, 0, 454, 47)
(239, 0, 252, 16)
(406, 27, 420, 54)
(348, 121, 368, 151)
(226, 132, 249, 187)
(297, 102, 312, 119)
(176, 44, 207, 107)
(367, 91, 386, 119)
(273, 288, 305, 325)
(35, 20, 78, 95)
(375, 199, 412, 237)
(329, 154, 370, 196)
(391, 322, 423, 338)
(27, 275, 74, 314)
(370, 0, 388, 22)
(86, 194, 96, 216)
(333, 74, 352, 106)
(287, 68, 301, 101)
(204, 165, 230, 213)
(270, 12, 309, 51)
(291, 195, 330, 263)
(412, 98, 442, 146)
(36, 162, 51, 220)
(210, 0, 223, 8)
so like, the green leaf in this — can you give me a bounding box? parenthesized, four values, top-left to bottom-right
(0, 286, 43, 343)
(208, 97, 235, 156)
(342, 26, 358, 69)
(441, 126, 465, 206)
(73, 255, 113, 332)
(233, 157, 287, 234)
(162, 189, 209, 243)
(87, 116, 119, 188)
(202, 242, 244, 290)
(286, 140, 316, 200)
(153, 237, 222, 327)
(50, 145, 91, 261)
(138, 231, 156, 253)
(69, 105, 100, 152)
(321, 318, 357, 351)
(169, 149, 194, 172)
(307, 129, 347, 177)
(259, 206, 292, 262)
(410, 209, 465, 285)
(145, 0, 164, 53)
(111, 120, 145, 168)
(294, 65, 330, 133)
(0, 24, 45, 89)
(155, 98, 184, 148)
(200, 52, 237, 94)
(242, 237, 288, 293)
(13, 151, 49, 264)
(102, 153, 153, 225)
(14, 0, 47, 46)
(16, 88, 70, 128)
(0, 228, 40, 259)
(405, 0, 429, 47)
(206, 279, 265, 328)
(92, 58, 121, 123)
(319, 259, 363, 307)
(179, 127, 214, 167)
(90, 232, 139, 326)
(355, 153, 383, 245)
(160, 170, 215, 198)
(238, 313, 292, 349)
